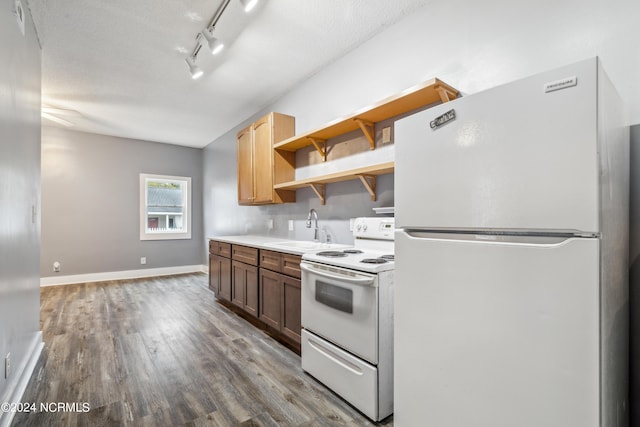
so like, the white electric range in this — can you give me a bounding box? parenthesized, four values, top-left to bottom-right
(300, 217, 395, 422)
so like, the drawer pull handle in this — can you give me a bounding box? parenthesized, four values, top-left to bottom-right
(308, 338, 363, 376)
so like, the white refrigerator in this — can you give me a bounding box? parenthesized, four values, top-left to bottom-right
(394, 58, 629, 427)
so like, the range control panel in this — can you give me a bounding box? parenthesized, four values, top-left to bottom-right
(353, 217, 395, 240)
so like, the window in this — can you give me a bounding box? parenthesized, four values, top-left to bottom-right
(140, 173, 191, 240)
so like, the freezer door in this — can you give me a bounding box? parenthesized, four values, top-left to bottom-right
(395, 58, 599, 233)
(394, 230, 600, 427)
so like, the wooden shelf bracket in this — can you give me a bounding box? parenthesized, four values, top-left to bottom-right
(354, 119, 375, 150)
(357, 174, 377, 201)
(308, 183, 326, 205)
(434, 85, 457, 104)
(307, 137, 327, 161)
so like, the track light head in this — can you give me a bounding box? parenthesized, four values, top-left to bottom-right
(240, 0, 259, 13)
(185, 56, 203, 79)
(201, 29, 224, 55)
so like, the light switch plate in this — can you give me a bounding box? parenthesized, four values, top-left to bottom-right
(382, 126, 391, 144)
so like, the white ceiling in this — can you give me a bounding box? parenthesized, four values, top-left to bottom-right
(28, 0, 431, 148)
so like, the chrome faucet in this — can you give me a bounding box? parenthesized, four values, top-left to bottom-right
(306, 208, 319, 241)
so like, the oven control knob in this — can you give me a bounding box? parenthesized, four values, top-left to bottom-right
(356, 225, 362, 231)
(363, 225, 368, 231)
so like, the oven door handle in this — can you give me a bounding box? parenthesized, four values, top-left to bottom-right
(300, 263, 376, 286)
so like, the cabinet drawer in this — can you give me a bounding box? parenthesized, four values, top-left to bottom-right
(232, 245, 259, 266)
(209, 240, 231, 257)
(282, 253, 302, 278)
(260, 250, 283, 273)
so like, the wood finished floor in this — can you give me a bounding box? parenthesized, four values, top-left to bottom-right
(12, 273, 393, 426)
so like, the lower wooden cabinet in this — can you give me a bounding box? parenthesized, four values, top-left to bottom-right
(281, 274, 302, 343)
(209, 239, 302, 351)
(232, 260, 258, 317)
(209, 254, 231, 302)
(259, 268, 302, 343)
(259, 269, 282, 330)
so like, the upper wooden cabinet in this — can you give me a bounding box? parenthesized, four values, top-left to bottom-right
(237, 112, 296, 205)
(237, 126, 254, 204)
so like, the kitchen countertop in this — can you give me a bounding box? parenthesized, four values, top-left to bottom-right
(208, 235, 350, 256)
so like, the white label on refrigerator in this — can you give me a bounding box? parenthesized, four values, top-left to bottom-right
(430, 109, 456, 130)
(544, 76, 577, 93)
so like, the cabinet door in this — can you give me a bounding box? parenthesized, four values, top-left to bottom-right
(259, 268, 282, 330)
(210, 254, 232, 302)
(237, 125, 254, 204)
(244, 264, 259, 318)
(231, 260, 258, 317)
(282, 275, 301, 344)
(219, 256, 231, 302)
(253, 115, 274, 204)
(237, 113, 295, 206)
(209, 254, 220, 293)
(231, 260, 246, 309)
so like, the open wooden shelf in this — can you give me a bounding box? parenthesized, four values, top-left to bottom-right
(269, 77, 458, 205)
(273, 162, 394, 205)
(273, 78, 459, 156)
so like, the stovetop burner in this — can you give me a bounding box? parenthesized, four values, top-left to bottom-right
(361, 258, 389, 264)
(343, 249, 364, 254)
(316, 251, 348, 258)
(380, 254, 395, 260)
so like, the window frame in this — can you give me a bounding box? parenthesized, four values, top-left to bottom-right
(139, 173, 192, 241)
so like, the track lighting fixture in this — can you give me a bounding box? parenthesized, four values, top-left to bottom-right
(240, 0, 259, 13)
(201, 29, 224, 55)
(184, 0, 260, 78)
(185, 56, 203, 80)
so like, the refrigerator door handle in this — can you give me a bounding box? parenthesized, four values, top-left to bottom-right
(400, 230, 589, 247)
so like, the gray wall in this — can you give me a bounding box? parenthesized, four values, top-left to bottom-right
(41, 127, 204, 277)
(0, 0, 42, 415)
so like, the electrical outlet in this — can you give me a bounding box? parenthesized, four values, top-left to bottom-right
(53, 261, 60, 273)
(349, 218, 355, 231)
(382, 126, 391, 144)
(5, 353, 10, 379)
(288, 220, 294, 231)
(140, 257, 147, 265)
(267, 219, 274, 230)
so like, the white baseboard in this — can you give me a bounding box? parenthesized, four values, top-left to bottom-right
(0, 332, 44, 427)
(40, 264, 208, 287)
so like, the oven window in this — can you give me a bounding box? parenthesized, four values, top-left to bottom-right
(315, 281, 353, 314)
